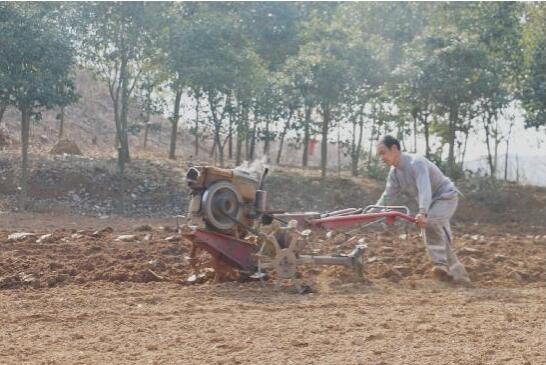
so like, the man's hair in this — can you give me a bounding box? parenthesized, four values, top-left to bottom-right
(378, 135, 401, 150)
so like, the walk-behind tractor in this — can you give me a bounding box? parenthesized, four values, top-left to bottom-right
(181, 165, 417, 293)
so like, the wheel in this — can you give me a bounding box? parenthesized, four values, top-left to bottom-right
(201, 181, 242, 231)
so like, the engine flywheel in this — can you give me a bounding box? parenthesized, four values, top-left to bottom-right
(201, 181, 242, 231)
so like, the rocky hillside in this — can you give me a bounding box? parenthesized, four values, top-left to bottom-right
(1, 152, 545, 231)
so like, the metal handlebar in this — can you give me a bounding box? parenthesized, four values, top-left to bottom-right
(363, 205, 410, 215)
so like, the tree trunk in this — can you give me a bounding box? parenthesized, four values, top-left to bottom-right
(483, 112, 495, 179)
(143, 119, 150, 148)
(18, 108, 31, 211)
(302, 104, 311, 167)
(210, 139, 217, 158)
(460, 128, 470, 171)
(337, 124, 341, 175)
(412, 111, 417, 153)
(352, 107, 365, 176)
(276, 109, 293, 165)
(368, 124, 375, 165)
(249, 109, 258, 161)
(194, 94, 200, 156)
(263, 117, 270, 158)
(214, 127, 223, 167)
(447, 105, 458, 177)
(228, 110, 233, 160)
(0, 104, 6, 126)
(112, 94, 121, 150)
(493, 136, 500, 178)
(504, 138, 510, 181)
(236, 103, 247, 165)
(516, 154, 520, 183)
(504, 122, 514, 181)
(169, 88, 183, 160)
(350, 115, 357, 176)
(320, 102, 331, 179)
(119, 50, 131, 163)
(58, 106, 65, 140)
(422, 113, 431, 159)
(207, 92, 224, 167)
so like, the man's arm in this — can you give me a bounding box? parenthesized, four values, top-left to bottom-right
(415, 161, 432, 214)
(376, 168, 401, 207)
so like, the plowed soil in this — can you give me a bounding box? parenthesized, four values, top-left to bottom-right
(1, 212, 545, 364)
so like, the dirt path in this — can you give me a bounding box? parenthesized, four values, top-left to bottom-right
(0, 282, 544, 365)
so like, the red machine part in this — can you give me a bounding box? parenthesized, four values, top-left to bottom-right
(310, 211, 416, 230)
(185, 211, 417, 277)
(187, 229, 257, 273)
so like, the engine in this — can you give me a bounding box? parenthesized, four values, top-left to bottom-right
(185, 166, 267, 237)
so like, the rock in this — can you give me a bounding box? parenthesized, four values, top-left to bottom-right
(91, 227, 114, 237)
(381, 246, 394, 253)
(140, 269, 164, 282)
(134, 224, 153, 232)
(383, 268, 402, 282)
(7, 232, 36, 242)
(159, 226, 176, 233)
(47, 274, 69, 287)
(36, 234, 55, 244)
(510, 270, 526, 283)
(165, 236, 180, 242)
(459, 247, 482, 256)
(470, 235, 480, 241)
(148, 260, 166, 271)
(494, 254, 507, 262)
(465, 257, 484, 273)
(115, 235, 136, 242)
(393, 265, 411, 276)
(49, 139, 82, 156)
(398, 234, 408, 240)
(19, 273, 40, 288)
(143, 234, 152, 241)
(333, 233, 347, 245)
(186, 272, 209, 284)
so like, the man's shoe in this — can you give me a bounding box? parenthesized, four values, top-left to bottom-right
(431, 265, 452, 282)
(450, 262, 472, 286)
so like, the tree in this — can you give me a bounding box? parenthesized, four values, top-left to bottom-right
(292, 4, 381, 179)
(521, 3, 546, 131)
(414, 34, 490, 177)
(442, 2, 523, 179)
(0, 3, 77, 210)
(167, 3, 266, 167)
(137, 71, 165, 149)
(75, 2, 156, 163)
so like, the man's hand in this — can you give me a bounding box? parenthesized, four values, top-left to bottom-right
(415, 213, 428, 229)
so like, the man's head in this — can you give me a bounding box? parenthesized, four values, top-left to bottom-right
(376, 135, 401, 167)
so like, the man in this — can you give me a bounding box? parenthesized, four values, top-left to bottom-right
(375, 135, 470, 284)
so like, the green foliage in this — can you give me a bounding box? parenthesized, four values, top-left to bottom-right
(521, 3, 546, 130)
(0, 3, 77, 112)
(3, 2, 542, 180)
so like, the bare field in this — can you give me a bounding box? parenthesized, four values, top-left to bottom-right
(0, 282, 545, 365)
(0, 213, 545, 364)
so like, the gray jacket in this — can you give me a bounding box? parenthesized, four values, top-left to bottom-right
(376, 153, 457, 214)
